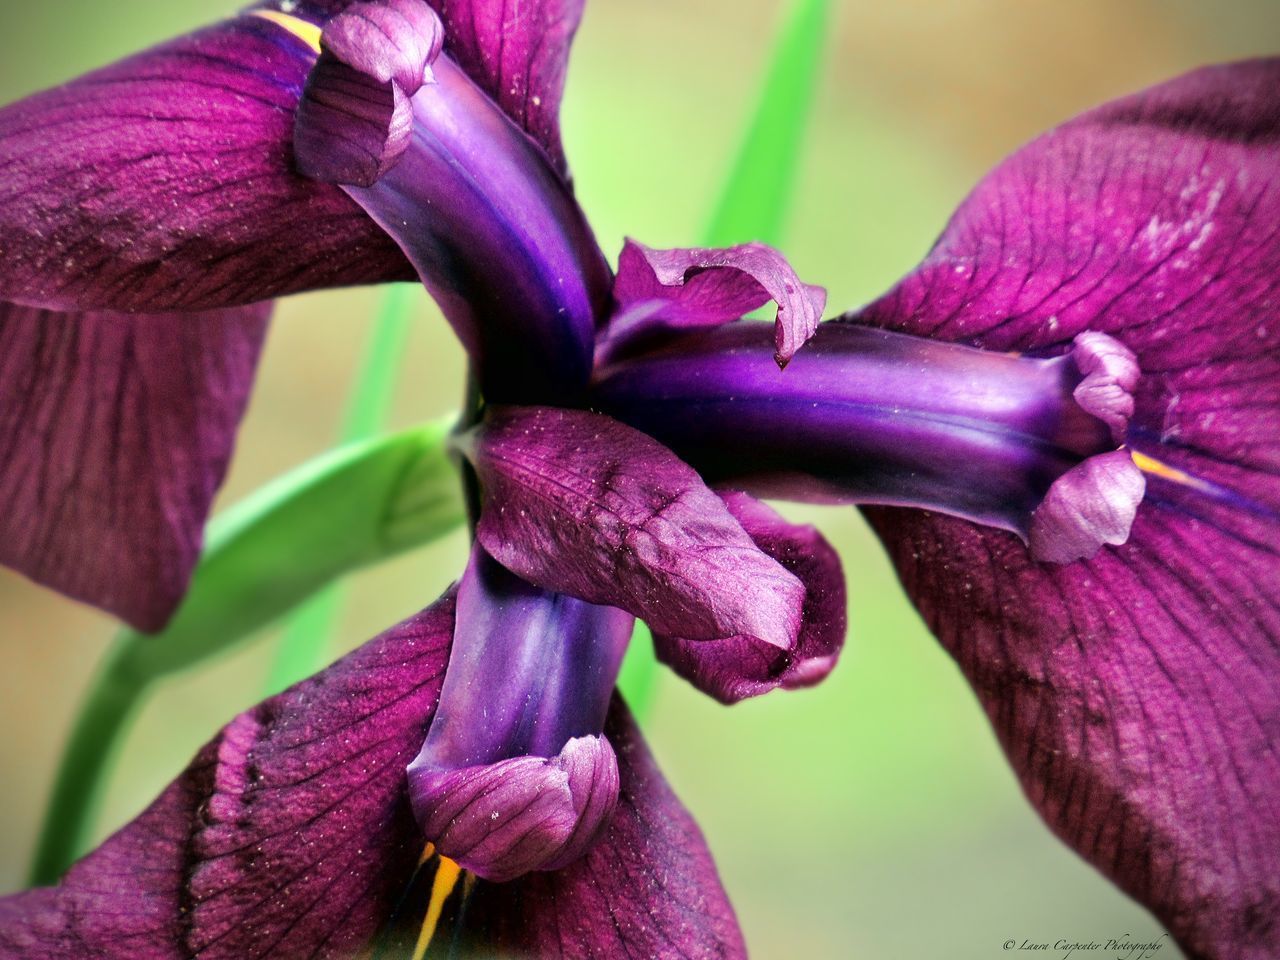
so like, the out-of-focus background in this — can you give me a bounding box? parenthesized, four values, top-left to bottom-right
(1, 2, 1276, 956)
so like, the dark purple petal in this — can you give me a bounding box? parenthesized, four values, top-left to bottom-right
(466, 405, 805, 648)
(606, 239, 826, 367)
(409, 734, 619, 882)
(0, 14, 411, 313)
(0, 594, 456, 959)
(293, 1, 445, 188)
(458, 699, 747, 959)
(655, 492, 846, 704)
(856, 59, 1280, 959)
(0, 305, 268, 631)
(427, 0, 585, 175)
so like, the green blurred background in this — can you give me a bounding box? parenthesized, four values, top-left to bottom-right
(1, 1, 1277, 956)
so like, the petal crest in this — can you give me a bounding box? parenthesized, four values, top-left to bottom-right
(606, 239, 826, 367)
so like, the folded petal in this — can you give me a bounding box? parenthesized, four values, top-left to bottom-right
(466, 405, 806, 648)
(433, 700, 747, 959)
(427, 0, 585, 175)
(606, 239, 826, 366)
(0, 305, 268, 631)
(410, 734, 619, 882)
(655, 492, 846, 704)
(0, 13, 411, 313)
(0, 593, 456, 959)
(857, 59, 1280, 959)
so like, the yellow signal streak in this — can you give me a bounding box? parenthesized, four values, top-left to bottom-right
(410, 855, 464, 960)
(1130, 449, 1210, 491)
(249, 9, 323, 53)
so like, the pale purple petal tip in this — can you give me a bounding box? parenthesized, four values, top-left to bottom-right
(295, 0, 445, 187)
(1071, 331, 1139, 442)
(606, 239, 825, 366)
(322, 0, 444, 92)
(1028, 450, 1146, 563)
(469, 405, 805, 649)
(654, 492, 846, 704)
(408, 734, 619, 882)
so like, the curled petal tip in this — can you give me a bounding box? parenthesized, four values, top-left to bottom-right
(1071, 331, 1140, 443)
(322, 0, 445, 95)
(1028, 450, 1146, 563)
(295, 0, 445, 187)
(408, 735, 620, 883)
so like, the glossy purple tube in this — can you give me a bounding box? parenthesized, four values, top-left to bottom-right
(342, 57, 611, 401)
(592, 321, 1115, 537)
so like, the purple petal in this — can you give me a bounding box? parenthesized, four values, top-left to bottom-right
(857, 59, 1280, 958)
(427, 0, 585, 175)
(409, 734, 619, 882)
(0, 14, 411, 313)
(466, 405, 805, 648)
(606, 239, 826, 367)
(459, 699, 747, 959)
(0, 305, 268, 631)
(655, 492, 846, 704)
(0, 594, 456, 958)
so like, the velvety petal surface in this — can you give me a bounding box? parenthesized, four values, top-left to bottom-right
(0, 305, 269, 631)
(857, 59, 1280, 959)
(655, 492, 846, 704)
(606, 239, 826, 366)
(454, 700, 747, 959)
(0, 594, 456, 959)
(0, 13, 411, 313)
(467, 405, 805, 649)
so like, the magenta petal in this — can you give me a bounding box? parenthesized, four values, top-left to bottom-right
(655, 492, 846, 704)
(607, 239, 826, 366)
(427, 0, 584, 175)
(0, 14, 411, 313)
(468, 405, 805, 648)
(860, 59, 1280, 959)
(461, 699, 747, 959)
(0, 305, 268, 631)
(0, 595, 455, 959)
(409, 734, 619, 882)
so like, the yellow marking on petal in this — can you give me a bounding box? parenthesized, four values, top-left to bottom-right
(250, 9, 323, 54)
(418, 842, 437, 866)
(410, 856, 463, 960)
(1130, 449, 1211, 490)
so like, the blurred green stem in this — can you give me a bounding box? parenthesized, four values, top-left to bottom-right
(264, 284, 416, 695)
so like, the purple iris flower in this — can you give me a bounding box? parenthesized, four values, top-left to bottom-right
(0, 0, 833, 956)
(0, 1, 1275, 958)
